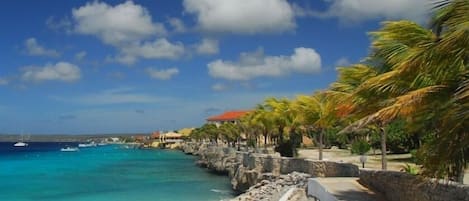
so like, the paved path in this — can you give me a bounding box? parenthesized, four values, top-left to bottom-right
(308, 177, 388, 201)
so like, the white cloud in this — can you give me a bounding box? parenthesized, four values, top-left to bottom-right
(46, 16, 72, 32)
(72, 1, 166, 46)
(24, 38, 60, 57)
(116, 38, 185, 64)
(317, 0, 430, 23)
(195, 38, 219, 55)
(168, 17, 186, 33)
(145, 67, 179, 80)
(211, 83, 228, 91)
(51, 87, 167, 105)
(75, 51, 87, 60)
(335, 57, 350, 66)
(21, 62, 81, 83)
(208, 47, 321, 80)
(71, 1, 187, 64)
(183, 0, 295, 34)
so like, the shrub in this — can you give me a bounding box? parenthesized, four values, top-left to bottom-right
(401, 164, 419, 175)
(275, 141, 297, 157)
(351, 140, 371, 155)
(247, 139, 256, 148)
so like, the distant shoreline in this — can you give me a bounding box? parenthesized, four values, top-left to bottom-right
(0, 133, 142, 142)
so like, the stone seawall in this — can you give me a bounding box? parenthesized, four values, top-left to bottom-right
(182, 142, 359, 192)
(359, 169, 469, 201)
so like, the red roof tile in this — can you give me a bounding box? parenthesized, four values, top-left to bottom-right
(206, 110, 250, 121)
(151, 131, 161, 138)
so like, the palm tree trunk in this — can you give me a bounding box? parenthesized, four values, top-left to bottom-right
(319, 130, 324, 160)
(456, 165, 465, 183)
(380, 127, 387, 170)
(455, 148, 466, 183)
(291, 129, 297, 158)
(278, 126, 284, 143)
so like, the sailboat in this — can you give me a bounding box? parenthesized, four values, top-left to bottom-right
(60, 146, 79, 152)
(14, 134, 29, 147)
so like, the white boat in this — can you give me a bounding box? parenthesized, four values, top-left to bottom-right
(14, 134, 29, 147)
(78, 142, 97, 148)
(60, 147, 79, 152)
(14, 142, 28, 147)
(97, 142, 107, 146)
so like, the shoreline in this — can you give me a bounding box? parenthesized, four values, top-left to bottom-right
(179, 142, 469, 201)
(179, 142, 359, 200)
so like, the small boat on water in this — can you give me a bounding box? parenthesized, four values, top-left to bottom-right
(78, 142, 97, 148)
(60, 147, 79, 152)
(13, 142, 28, 147)
(97, 142, 107, 146)
(13, 134, 29, 147)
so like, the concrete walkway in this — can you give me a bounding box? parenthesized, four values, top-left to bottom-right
(308, 177, 388, 201)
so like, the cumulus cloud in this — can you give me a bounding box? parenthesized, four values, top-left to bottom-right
(21, 62, 81, 83)
(24, 38, 60, 57)
(168, 17, 186, 33)
(208, 47, 321, 80)
(115, 38, 185, 64)
(316, 0, 430, 23)
(75, 51, 87, 60)
(72, 1, 166, 46)
(145, 67, 179, 80)
(195, 38, 219, 55)
(71, 1, 183, 64)
(183, 0, 295, 34)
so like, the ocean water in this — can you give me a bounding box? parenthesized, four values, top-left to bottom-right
(0, 142, 235, 201)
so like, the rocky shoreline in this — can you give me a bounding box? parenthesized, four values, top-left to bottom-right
(181, 142, 359, 200)
(230, 172, 311, 201)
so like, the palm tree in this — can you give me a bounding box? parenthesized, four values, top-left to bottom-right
(219, 122, 240, 148)
(338, 0, 468, 181)
(293, 91, 338, 160)
(198, 123, 219, 144)
(263, 97, 293, 144)
(250, 104, 275, 147)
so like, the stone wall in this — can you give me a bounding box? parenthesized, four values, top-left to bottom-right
(359, 169, 469, 201)
(182, 142, 359, 192)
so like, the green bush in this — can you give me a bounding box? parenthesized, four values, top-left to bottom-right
(401, 164, 419, 175)
(351, 140, 371, 155)
(247, 139, 256, 148)
(410, 149, 420, 164)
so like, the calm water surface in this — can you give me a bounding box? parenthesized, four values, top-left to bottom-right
(0, 142, 234, 201)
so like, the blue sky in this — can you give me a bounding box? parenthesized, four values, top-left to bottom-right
(0, 0, 432, 134)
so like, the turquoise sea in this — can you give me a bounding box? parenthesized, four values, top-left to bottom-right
(0, 142, 235, 201)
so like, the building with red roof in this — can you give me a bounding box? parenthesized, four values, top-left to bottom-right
(151, 131, 161, 139)
(206, 110, 250, 126)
